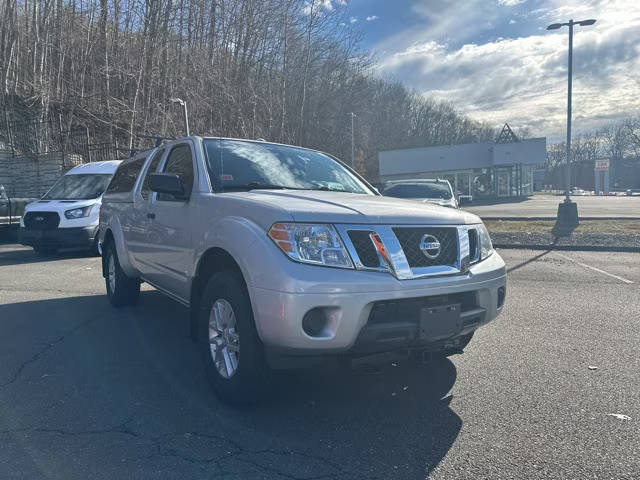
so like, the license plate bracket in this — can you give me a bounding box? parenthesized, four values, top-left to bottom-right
(420, 303, 462, 342)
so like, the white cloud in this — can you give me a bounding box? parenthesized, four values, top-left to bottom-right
(366, 15, 379, 22)
(497, 0, 528, 6)
(374, 0, 640, 138)
(320, 0, 333, 9)
(350, 16, 358, 23)
(509, 19, 517, 24)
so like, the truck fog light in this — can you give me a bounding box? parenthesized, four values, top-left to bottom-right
(302, 308, 328, 337)
(497, 286, 506, 308)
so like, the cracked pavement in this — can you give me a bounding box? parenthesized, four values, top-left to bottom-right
(0, 243, 639, 479)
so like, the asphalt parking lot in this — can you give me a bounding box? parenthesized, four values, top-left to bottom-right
(466, 194, 640, 218)
(0, 244, 638, 479)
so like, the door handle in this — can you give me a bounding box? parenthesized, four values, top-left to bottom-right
(147, 213, 156, 219)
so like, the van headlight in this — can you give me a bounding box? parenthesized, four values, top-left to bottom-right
(268, 223, 354, 268)
(65, 205, 95, 219)
(477, 224, 494, 260)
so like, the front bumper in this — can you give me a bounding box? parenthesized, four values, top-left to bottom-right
(19, 226, 98, 249)
(250, 251, 506, 355)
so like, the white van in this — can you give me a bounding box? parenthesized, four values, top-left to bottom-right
(19, 160, 121, 254)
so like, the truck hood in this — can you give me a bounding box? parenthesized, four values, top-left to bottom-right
(225, 190, 481, 225)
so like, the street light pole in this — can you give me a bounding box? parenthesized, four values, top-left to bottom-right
(349, 112, 356, 168)
(565, 20, 573, 202)
(170, 98, 190, 136)
(546, 18, 596, 226)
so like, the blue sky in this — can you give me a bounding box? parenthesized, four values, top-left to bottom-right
(326, 0, 640, 140)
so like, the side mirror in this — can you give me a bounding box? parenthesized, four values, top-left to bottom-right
(149, 173, 185, 198)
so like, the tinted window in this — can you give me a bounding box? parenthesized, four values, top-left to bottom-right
(383, 183, 452, 200)
(43, 174, 112, 200)
(157, 145, 194, 201)
(106, 158, 145, 194)
(140, 148, 165, 200)
(203, 139, 372, 194)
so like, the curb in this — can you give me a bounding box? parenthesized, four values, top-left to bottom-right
(494, 243, 640, 253)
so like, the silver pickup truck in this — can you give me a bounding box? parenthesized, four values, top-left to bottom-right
(98, 137, 506, 403)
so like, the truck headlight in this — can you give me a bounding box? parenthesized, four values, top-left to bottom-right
(65, 205, 94, 219)
(268, 223, 354, 268)
(477, 224, 494, 260)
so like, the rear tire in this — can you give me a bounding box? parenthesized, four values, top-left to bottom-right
(198, 271, 268, 404)
(104, 243, 140, 307)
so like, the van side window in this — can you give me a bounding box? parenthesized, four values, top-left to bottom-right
(106, 158, 145, 194)
(157, 145, 194, 202)
(140, 149, 165, 200)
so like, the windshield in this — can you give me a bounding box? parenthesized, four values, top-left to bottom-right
(203, 139, 373, 194)
(43, 174, 112, 200)
(383, 182, 452, 200)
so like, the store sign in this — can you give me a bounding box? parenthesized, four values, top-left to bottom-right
(595, 160, 610, 171)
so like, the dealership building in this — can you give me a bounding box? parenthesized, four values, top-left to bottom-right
(378, 135, 547, 199)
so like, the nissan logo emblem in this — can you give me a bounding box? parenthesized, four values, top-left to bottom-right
(419, 234, 441, 259)
(35, 216, 45, 221)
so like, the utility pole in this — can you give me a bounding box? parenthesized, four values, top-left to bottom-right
(349, 112, 356, 168)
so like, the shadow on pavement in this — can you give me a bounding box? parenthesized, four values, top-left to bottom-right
(0, 291, 461, 479)
(0, 244, 95, 266)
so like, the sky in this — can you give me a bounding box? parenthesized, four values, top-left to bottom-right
(329, 0, 640, 141)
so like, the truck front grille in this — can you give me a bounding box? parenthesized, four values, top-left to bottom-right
(347, 230, 380, 268)
(392, 227, 458, 268)
(23, 211, 60, 230)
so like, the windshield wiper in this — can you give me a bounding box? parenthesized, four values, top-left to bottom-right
(221, 182, 306, 191)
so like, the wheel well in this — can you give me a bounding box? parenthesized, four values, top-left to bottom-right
(101, 229, 115, 278)
(190, 248, 246, 340)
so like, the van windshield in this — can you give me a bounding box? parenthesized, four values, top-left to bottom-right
(43, 174, 113, 200)
(383, 182, 453, 200)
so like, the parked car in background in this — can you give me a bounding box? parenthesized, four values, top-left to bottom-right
(381, 179, 461, 208)
(569, 187, 588, 196)
(0, 184, 38, 228)
(98, 137, 506, 404)
(19, 160, 122, 255)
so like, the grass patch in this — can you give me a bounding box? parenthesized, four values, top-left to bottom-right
(485, 219, 640, 235)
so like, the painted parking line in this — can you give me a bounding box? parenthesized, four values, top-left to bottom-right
(554, 252, 635, 284)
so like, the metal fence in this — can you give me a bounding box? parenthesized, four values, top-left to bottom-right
(0, 117, 133, 199)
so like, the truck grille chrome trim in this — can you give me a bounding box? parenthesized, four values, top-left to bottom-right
(335, 224, 476, 280)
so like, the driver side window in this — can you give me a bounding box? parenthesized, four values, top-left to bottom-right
(157, 144, 194, 202)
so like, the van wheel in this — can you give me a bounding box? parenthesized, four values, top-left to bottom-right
(198, 271, 268, 404)
(104, 243, 140, 307)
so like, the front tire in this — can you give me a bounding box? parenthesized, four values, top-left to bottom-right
(198, 271, 268, 404)
(104, 243, 140, 307)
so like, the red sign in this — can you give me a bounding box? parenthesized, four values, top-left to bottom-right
(595, 160, 610, 171)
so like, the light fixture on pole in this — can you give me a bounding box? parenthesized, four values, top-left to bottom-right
(170, 97, 190, 136)
(546, 18, 596, 228)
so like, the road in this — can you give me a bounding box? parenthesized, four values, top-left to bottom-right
(466, 194, 640, 218)
(0, 244, 638, 479)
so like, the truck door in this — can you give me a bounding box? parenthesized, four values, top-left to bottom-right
(140, 142, 196, 302)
